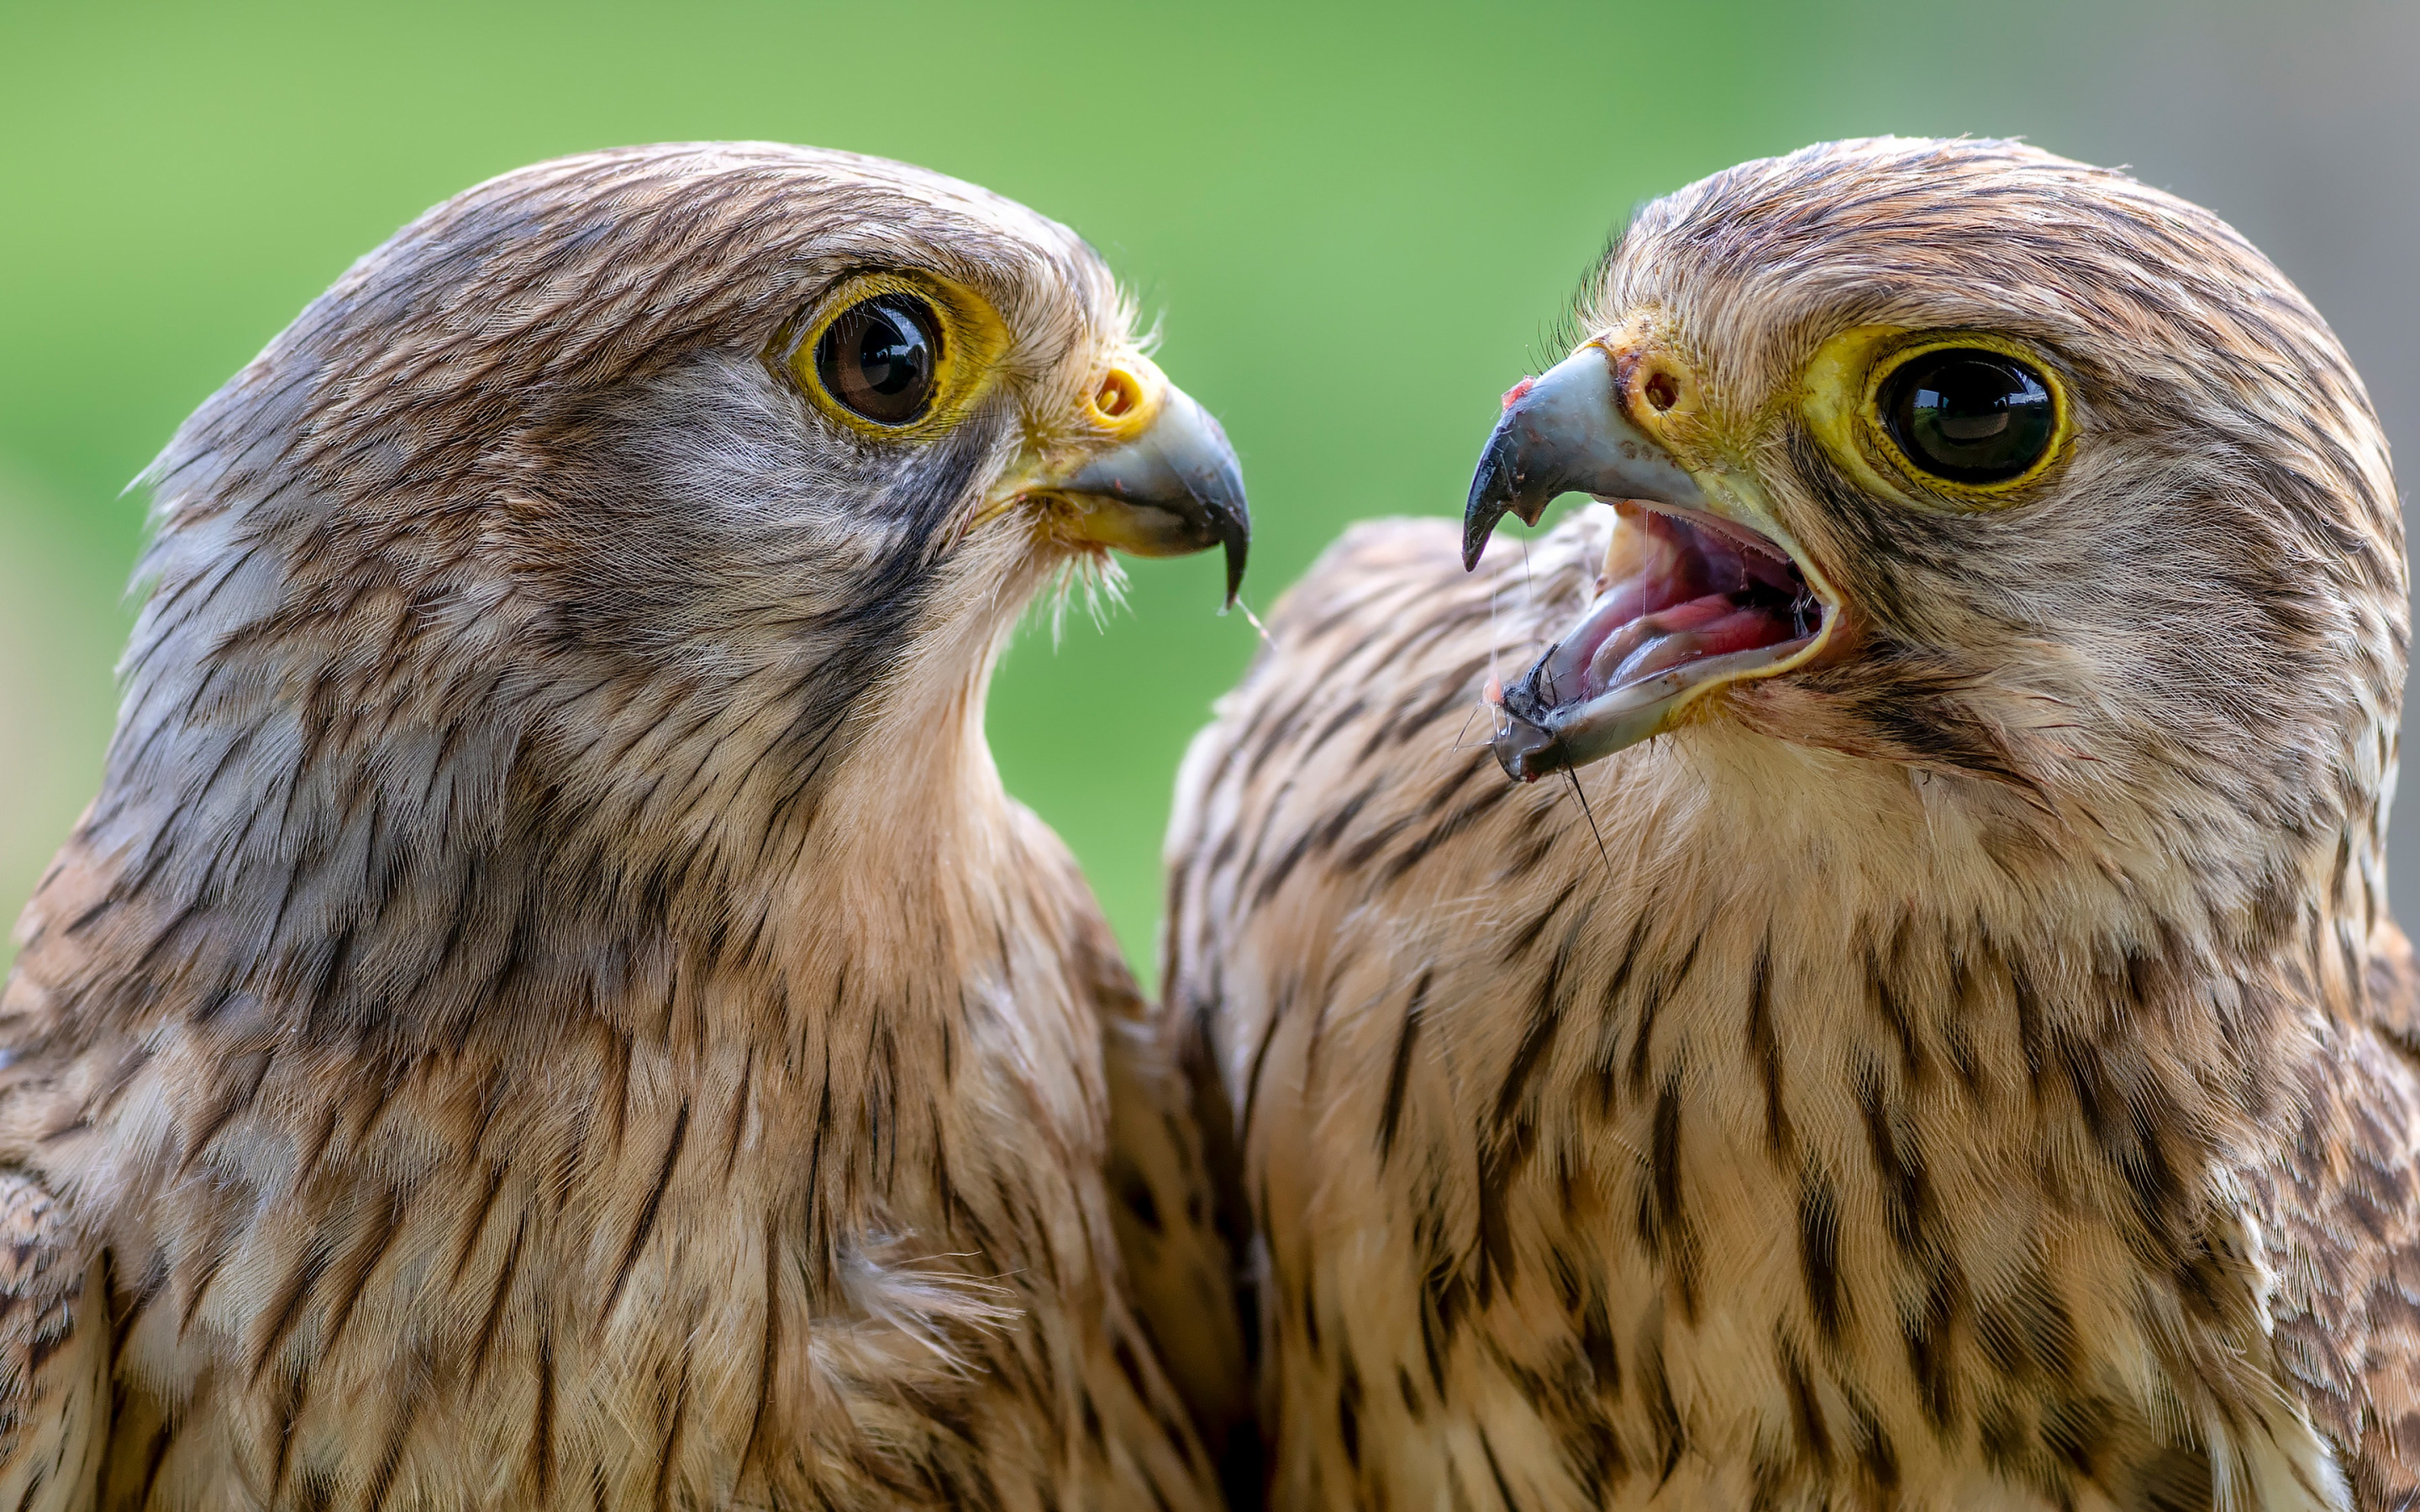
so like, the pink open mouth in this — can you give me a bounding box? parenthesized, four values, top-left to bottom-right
(1556, 501, 1817, 697)
(1492, 501, 1824, 780)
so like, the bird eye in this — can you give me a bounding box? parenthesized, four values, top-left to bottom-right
(1877, 347, 2057, 486)
(814, 294, 939, 426)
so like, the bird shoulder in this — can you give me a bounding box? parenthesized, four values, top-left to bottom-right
(0, 1171, 105, 1512)
(2243, 919, 2420, 1508)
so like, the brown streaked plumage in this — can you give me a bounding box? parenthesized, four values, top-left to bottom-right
(1162, 138, 2417, 1509)
(0, 143, 1249, 1509)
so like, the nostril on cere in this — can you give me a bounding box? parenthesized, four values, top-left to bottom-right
(1096, 370, 1139, 418)
(1644, 370, 1681, 412)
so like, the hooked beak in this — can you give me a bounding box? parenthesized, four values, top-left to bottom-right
(1041, 375, 1250, 606)
(1465, 346, 1706, 570)
(1464, 344, 1836, 780)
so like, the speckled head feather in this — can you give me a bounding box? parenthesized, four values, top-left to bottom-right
(1165, 138, 2420, 1511)
(0, 144, 1247, 1511)
(98, 142, 1150, 1047)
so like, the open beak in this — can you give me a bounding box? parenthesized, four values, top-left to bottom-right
(1034, 372, 1250, 606)
(1465, 345, 1836, 780)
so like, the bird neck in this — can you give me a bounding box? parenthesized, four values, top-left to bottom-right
(1595, 724, 2379, 1125)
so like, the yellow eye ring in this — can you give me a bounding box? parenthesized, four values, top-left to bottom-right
(776, 270, 1009, 441)
(1802, 328, 2073, 510)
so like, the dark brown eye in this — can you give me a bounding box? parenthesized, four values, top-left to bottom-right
(814, 295, 939, 426)
(1878, 347, 2057, 485)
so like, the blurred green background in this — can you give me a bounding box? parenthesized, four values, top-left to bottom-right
(4, 1, 2414, 981)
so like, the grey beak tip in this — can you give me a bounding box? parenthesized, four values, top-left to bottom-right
(1462, 345, 1699, 576)
(1463, 413, 1523, 570)
(1200, 447, 1250, 609)
(1460, 512, 1499, 573)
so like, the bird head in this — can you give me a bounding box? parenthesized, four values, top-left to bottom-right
(129, 144, 1246, 886)
(1465, 139, 2402, 895)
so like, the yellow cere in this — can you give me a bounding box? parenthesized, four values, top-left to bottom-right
(1081, 354, 1166, 442)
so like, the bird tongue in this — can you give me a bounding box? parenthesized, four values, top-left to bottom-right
(1527, 502, 1812, 711)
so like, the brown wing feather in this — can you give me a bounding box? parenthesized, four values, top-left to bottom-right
(2362, 915, 2420, 1056)
(1073, 889, 1260, 1502)
(1155, 516, 1481, 1504)
(2241, 921, 2420, 1511)
(0, 1171, 105, 1512)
